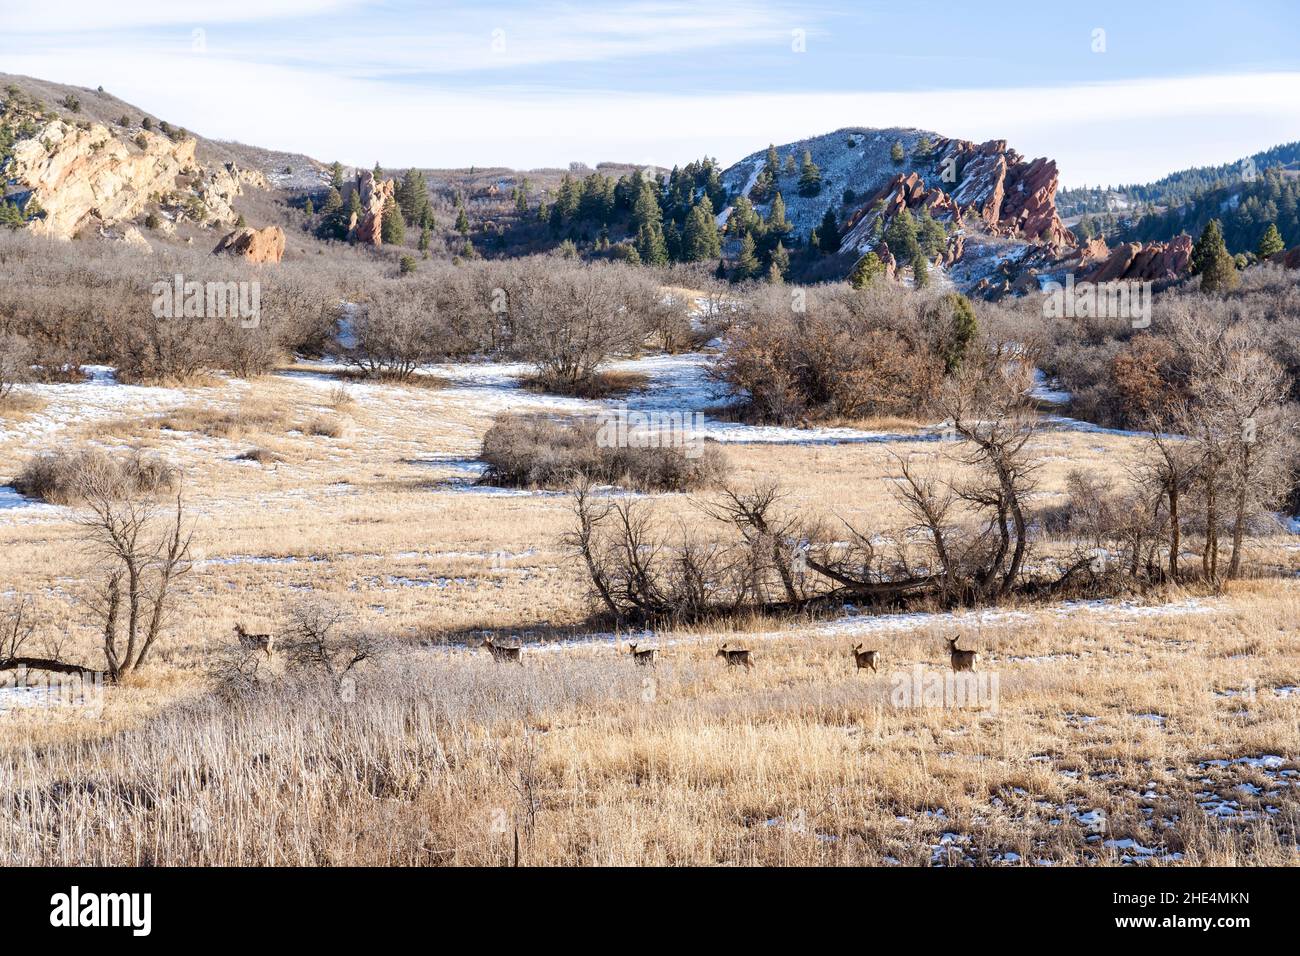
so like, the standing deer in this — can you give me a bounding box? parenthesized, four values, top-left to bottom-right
(233, 623, 274, 657)
(628, 643, 657, 666)
(715, 643, 753, 669)
(946, 636, 979, 672)
(852, 644, 880, 674)
(483, 636, 522, 664)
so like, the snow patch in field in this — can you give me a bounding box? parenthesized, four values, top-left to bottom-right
(1029, 369, 1071, 406)
(0, 486, 65, 522)
(811, 597, 1213, 641)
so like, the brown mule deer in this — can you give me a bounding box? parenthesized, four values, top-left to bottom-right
(852, 644, 880, 674)
(715, 643, 753, 669)
(947, 636, 978, 672)
(628, 643, 657, 666)
(234, 623, 274, 657)
(483, 636, 522, 664)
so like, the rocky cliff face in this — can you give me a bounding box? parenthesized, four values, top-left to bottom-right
(5, 113, 269, 241)
(9, 119, 197, 239)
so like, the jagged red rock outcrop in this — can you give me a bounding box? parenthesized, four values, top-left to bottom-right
(933, 139, 1076, 249)
(213, 225, 285, 264)
(840, 173, 963, 264)
(1077, 235, 1192, 283)
(347, 171, 396, 246)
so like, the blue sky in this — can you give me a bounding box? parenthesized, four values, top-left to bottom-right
(3, 1, 1299, 185)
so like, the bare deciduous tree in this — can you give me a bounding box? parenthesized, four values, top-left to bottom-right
(77, 460, 193, 681)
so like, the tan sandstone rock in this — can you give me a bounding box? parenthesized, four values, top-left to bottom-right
(9, 120, 197, 240)
(212, 225, 286, 264)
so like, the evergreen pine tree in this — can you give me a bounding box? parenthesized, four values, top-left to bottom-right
(329, 161, 345, 191)
(917, 207, 946, 259)
(849, 252, 885, 289)
(1193, 220, 1239, 292)
(884, 208, 920, 265)
(418, 224, 431, 253)
(636, 222, 669, 266)
(304, 198, 314, 217)
(1257, 222, 1285, 258)
(733, 232, 760, 280)
(767, 192, 791, 236)
(456, 205, 470, 236)
(769, 241, 790, 281)
(890, 140, 905, 164)
(632, 179, 663, 232)
(912, 254, 930, 289)
(943, 293, 978, 373)
(817, 207, 841, 254)
(683, 197, 721, 261)
(316, 187, 348, 240)
(1190, 219, 1227, 275)
(381, 197, 406, 245)
(797, 150, 822, 197)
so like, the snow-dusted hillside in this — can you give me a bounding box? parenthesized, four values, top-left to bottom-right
(720, 127, 1078, 296)
(720, 127, 939, 238)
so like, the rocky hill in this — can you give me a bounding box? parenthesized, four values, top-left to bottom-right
(720, 127, 1085, 295)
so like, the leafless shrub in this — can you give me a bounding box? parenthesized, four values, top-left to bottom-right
(12, 445, 177, 505)
(0, 332, 33, 401)
(510, 260, 648, 393)
(336, 281, 447, 379)
(278, 599, 390, 683)
(712, 283, 966, 424)
(480, 412, 727, 492)
(305, 415, 345, 438)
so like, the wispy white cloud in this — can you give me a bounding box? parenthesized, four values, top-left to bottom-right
(0, 0, 366, 33)
(4, 1, 812, 75)
(6, 43, 1296, 186)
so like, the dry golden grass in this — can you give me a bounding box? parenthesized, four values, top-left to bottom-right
(1, 359, 1297, 866)
(0, 391, 47, 422)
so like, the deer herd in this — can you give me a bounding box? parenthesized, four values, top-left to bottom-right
(471, 633, 983, 673)
(235, 622, 981, 674)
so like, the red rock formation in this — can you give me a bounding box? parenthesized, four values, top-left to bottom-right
(1077, 237, 1110, 262)
(347, 170, 396, 246)
(213, 225, 286, 264)
(839, 174, 963, 263)
(1078, 235, 1191, 283)
(876, 241, 898, 280)
(933, 139, 1076, 250)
